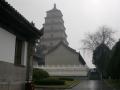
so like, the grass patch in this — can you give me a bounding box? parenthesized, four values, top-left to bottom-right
(65, 80, 80, 88)
(35, 80, 80, 89)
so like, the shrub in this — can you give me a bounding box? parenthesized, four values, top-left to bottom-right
(58, 77, 74, 81)
(34, 79, 65, 85)
(32, 68, 49, 81)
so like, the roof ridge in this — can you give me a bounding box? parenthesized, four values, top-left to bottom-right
(45, 41, 78, 55)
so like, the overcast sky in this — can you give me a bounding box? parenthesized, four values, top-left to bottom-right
(6, 0, 120, 68)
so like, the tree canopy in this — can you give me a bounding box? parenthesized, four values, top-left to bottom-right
(82, 26, 115, 52)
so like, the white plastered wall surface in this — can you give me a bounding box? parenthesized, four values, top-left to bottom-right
(21, 41, 28, 66)
(0, 27, 16, 63)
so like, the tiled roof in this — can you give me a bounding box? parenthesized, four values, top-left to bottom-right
(0, 0, 43, 40)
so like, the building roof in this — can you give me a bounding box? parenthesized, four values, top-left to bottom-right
(45, 41, 76, 54)
(45, 41, 86, 65)
(0, 0, 43, 40)
(79, 51, 86, 65)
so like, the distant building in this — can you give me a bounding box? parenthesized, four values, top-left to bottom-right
(45, 41, 85, 65)
(0, 0, 42, 90)
(35, 4, 88, 77)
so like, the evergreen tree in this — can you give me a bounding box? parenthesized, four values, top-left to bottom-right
(108, 40, 120, 79)
(93, 43, 110, 79)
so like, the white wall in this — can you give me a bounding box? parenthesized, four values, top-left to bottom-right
(35, 65, 88, 76)
(0, 27, 16, 63)
(21, 41, 28, 66)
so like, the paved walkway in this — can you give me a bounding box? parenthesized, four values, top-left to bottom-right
(65, 80, 114, 90)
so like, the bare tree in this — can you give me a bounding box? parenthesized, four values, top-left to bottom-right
(81, 26, 115, 52)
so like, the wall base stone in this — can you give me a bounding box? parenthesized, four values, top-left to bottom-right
(0, 61, 26, 90)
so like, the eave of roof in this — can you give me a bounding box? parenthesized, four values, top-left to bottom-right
(0, 0, 43, 40)
(79, 52, 86, 65)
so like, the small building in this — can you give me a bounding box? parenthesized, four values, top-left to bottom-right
(0, 0, 42, 90)
(45, 42, 85, 65)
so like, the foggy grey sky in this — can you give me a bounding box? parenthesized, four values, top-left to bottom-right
(6, 0, 120, 68)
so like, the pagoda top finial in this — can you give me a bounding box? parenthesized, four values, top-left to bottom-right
(54, 3, 56, 9)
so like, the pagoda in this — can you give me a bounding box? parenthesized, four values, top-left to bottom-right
(39, 4, 68, 53)
(35, 4, 88, 77)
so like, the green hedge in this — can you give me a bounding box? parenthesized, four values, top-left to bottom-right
(32, 68, 49, 81)
(58, 77, 74, 81)
(34, 79, 65, 85)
